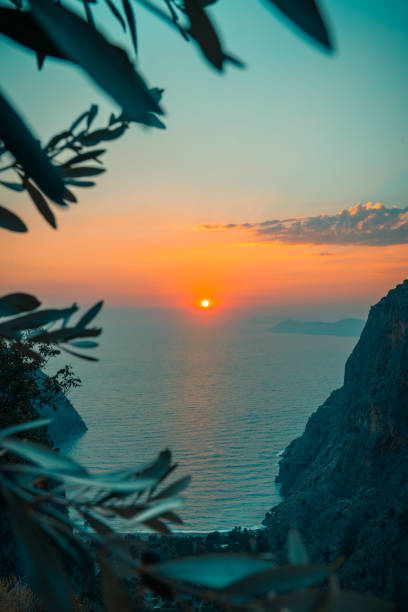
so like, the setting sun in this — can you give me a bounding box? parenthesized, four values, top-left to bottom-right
(201, 299, 210, 308)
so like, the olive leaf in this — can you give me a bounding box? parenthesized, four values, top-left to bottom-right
(0, 90, 64, 204)
(0, 205, 27, 232)
(30, 0, 164, 124)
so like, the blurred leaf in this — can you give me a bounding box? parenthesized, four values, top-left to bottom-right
(161, 510, 183, 525)
(23, 178, 57, 228)
(33, 325, 101, 343)
(69, 109, 90, 132)
(0, 418, 52, 439)
(80, 125, 128, 146)
(324, 590, 395, 612)
(122, 0, 137, 54)
(2, 438, 88, 475)
(183, 0, 242, 70)
(0, 179, 23, 192)
(152, 554, 276, 589)
(144, 113, 166, 129)
(0, 304, 79, 332)
(63, 187, 77, 203)
(0, 90, 64, 203)
(62, 166, 106, 178)
(223, 564, 329, 598)
(76, 300, 104, 328)
(4, 490, 75, 612)
(79, 510, 115, 537)
(153, 475, 191, 500)
(30, 0, 164, 124)
(139, 449, 172, 481)
(131, 497, 183, 524)
(0, 205, 27, 232)
(83, 0, 95, 27)
(62, 149, 106, 166)
(0, 8, 67, 63)
(261, 589, 325, 611)
(100, 555, 134, 612)
(150, 87, 165, 103)
(105, 0, 127, 31)
(143, 517, 172, 535)
(45, 130, 71, 150)
(288, 527, 309, 565)
(87, 104, 98, 128)
(183, 0, 224, 70)
(141, 571, 175, 600)
(70, 340, 99, 348)
(0, 292, 40, 316)
(64, 179, 96, 187)
(264, 0, 332, 50)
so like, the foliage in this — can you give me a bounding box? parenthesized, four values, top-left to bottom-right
(0, 0, 334, 233)
(0, 1, 396, 610)
(0, 294, 103, 361)
(0, 420, 395, 610)
(0, 340, 80, 446)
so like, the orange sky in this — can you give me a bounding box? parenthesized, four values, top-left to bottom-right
(2, 203, 407, 315)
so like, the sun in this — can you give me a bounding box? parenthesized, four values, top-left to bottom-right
(200, 299, 211, 309)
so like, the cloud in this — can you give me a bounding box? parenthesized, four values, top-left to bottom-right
(196, 203, 408, 246)
(196, 223, 254, 230)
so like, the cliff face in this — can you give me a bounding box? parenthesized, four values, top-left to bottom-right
(263, 280, 408, 604)
(34, 370, 87, 446)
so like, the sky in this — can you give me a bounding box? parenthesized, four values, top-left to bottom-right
(1, 0, 407, 317)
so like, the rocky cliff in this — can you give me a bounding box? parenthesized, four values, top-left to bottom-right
(34, 370, 87, 445)
(263, 280, 408, 605)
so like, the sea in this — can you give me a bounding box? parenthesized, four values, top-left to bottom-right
(54, 308, 358, 533)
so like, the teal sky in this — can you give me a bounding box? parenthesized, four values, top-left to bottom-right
(1, 0, 407, 226)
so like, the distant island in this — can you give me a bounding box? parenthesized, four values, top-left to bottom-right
(269, 318, 365, 337)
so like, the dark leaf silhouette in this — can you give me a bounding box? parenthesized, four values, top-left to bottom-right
(87, 104, 98, 128)
(0, 418, 52, 439)
(153, 475, 191, 500)
(80, 125, 128, 146)
(69, 340, 99, 348)
(0, 205, 27, 232)
(2, 438, 88, 475)
(76, 300, 104, 328)
(45, 130, 71, 151)
(33, 326, 101, 343)
(4, 490, 75, 612)
(62, 149, 106, 166)
(105, 0, 127, 32)
(23, 178, 57, 228)
(183, 0, 228, 70)
(62, 187, 77, 203)
(83, 0, 95, 28)
(100, 556, 134, 612)
(0, 304, 79, 332)
(0, 8, 67, 63)
(64, 179, 96, 188)
(62, 166, 106, 178)
(122, 0, 137, 54)
(30, 0, 164, 124)
(69, 109, 90, 132)
(0, 90, 65, 203)
(287, 527, 309, 565)
(264, 0, 332, 50)
(222, 564, 329, 597)
(0, 292, 40, 317)
(151, 554, 276, 589)
(0, 180, 23, 192)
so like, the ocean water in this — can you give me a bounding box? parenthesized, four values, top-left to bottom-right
(55, 309, 358, 532)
